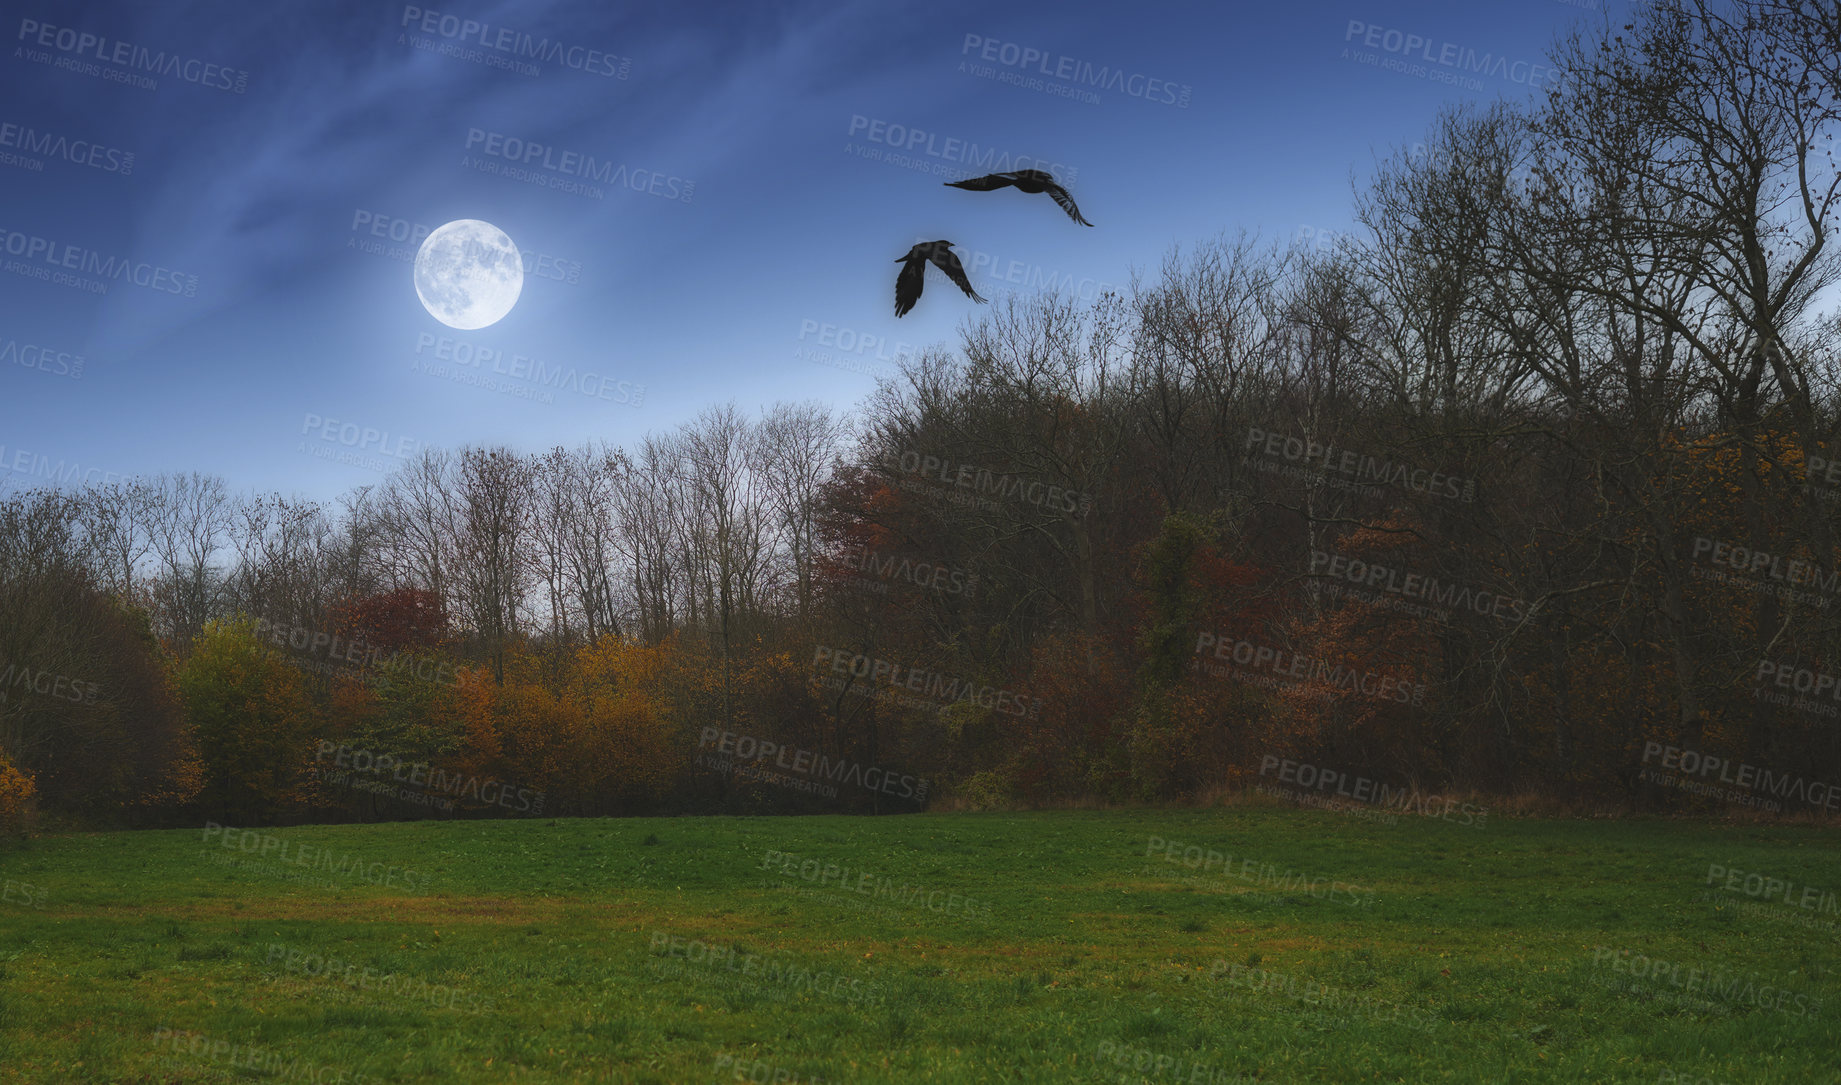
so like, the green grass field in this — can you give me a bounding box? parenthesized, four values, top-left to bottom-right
(0, 806, 1836, 1083)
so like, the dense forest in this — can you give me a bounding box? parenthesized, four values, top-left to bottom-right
(4, 0, 1841, 829)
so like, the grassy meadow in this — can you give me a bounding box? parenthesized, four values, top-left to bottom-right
(0, 805, 1836, 1083)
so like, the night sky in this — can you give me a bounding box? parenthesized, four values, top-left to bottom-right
(0, 0, 1623, 502)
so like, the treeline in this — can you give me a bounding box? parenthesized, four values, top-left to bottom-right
(4, 0, 1841, 830)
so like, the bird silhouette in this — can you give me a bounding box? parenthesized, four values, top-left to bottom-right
(895, 240, 986, 317)
(945, 169, 1093, 226)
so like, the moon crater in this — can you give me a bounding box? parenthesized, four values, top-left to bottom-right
(414, 219, 523, 330)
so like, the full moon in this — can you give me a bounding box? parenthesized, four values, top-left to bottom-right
(413, 219, 524, 330)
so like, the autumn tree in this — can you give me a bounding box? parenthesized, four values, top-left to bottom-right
(176, 618, 316, 824)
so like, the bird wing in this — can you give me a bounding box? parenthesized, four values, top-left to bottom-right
(928, 246, 986, 303)
(1044, 181, 1094, 226)
(944, 172, 1017, 191)
(1011, 169, 1054, 184)
(895, 255, 926, 317)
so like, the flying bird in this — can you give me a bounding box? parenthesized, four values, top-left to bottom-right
(894, 240, 986, 318)
(945, 169, 1093, 226)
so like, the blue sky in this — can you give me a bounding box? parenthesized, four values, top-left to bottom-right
(0, 0, 1623, 502)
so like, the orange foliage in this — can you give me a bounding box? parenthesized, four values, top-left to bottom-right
(0, 749, 36, 833)
(439, 636, 683, 815)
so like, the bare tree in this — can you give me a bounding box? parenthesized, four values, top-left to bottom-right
(146, 472, 235, 649)
(679, 405, 778, 728)
(755, 402, 846, 620)
(376, 447, 462, 614)
(454, 446, 534, 684)
(78, 478, 156, 604)
(224, 493, 333, 631)
(614, 435, 686, 644)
